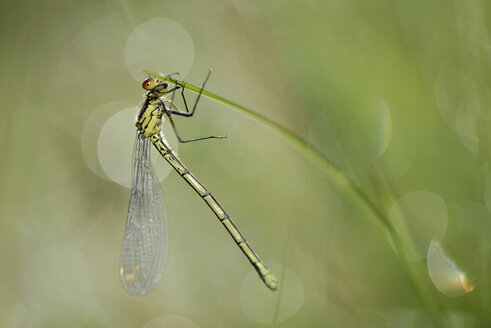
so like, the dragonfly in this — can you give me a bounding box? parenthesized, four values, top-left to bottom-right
(119, 70, 278, 295)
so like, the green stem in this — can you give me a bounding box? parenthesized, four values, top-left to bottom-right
(146, 71, 386, 229)
(146, 70, 443, 320)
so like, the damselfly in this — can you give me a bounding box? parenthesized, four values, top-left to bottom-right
(119, 70, 278, 295)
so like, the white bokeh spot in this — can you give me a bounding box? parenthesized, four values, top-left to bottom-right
(427, 241, 475, 298)
(97, 107, 178, 188)
(388, 191, 448, 261)
(125, 18, 194, 81)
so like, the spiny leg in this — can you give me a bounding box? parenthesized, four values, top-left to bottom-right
(160, 100, 226, 144)
(162, 87, 184, 114)
(170, 69, 212, 117)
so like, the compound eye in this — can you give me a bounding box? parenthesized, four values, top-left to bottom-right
(142, 78, 156, 90)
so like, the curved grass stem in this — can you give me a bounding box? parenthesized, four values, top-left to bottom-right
(146, 71, 386, 227)
(146, 70, 443, 322)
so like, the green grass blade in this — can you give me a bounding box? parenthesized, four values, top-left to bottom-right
(146, 70, 387, 229)
(145, 70, 445, 323)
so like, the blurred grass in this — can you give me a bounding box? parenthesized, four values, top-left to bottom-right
(2, 0, 491, 327)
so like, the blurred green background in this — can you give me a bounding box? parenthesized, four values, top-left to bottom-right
(1, 0, 491, 327)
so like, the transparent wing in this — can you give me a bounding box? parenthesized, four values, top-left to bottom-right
(120, 133, 168, 295)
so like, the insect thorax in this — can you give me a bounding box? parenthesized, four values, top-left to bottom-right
(136, 97, 164, 138)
